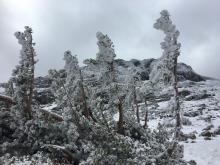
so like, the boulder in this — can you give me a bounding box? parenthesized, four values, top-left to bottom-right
(184, 111, 200, 117)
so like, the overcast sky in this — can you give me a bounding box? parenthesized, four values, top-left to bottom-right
(0, 0, 219, 82)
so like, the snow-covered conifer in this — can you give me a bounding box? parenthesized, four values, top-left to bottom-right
(95, 32, 125, 134)
(153, 10, 182, 156)
(12, 26, 37, 119)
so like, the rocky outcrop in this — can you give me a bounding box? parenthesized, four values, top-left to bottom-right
(176, 63, 204, 82)
(115, 58, 205, 81)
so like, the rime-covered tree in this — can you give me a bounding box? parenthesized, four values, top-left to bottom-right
(12, 26, 37, 119)
(152, 10, 182, 155)
(62, 50, 96, 121)
(95, 31, 125, 134)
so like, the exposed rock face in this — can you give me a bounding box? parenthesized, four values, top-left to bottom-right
(176, 63, 204, 82)
(115, 59, 205, 81)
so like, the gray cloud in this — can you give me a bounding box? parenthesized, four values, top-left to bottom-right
(0, 0, 220, 82)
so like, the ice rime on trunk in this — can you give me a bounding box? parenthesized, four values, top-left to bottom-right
(12, 26, 37, 119)
(153, 10, 181, 145)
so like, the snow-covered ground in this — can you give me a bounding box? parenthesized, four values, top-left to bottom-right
(148, 80, 220, 165)
(182, 80, 220, 165)
(184, 138, 220, 165)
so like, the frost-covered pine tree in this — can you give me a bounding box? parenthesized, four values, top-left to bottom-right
(62, 50, 96, 121)
(153, 10, 182, 155)
(95, 32, 125, 134)
(12, 26, 37, 119)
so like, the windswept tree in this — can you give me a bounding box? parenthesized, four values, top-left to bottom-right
(152, 10, 182, 155)
(63, 50, 96, 121)
(12, 26, 37, 119)
(95, 31, 125, 134)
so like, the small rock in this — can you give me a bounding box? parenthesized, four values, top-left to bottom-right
(179, 90, 191, 97)
(200, 130, 213, 137)
(179, 132, 196, 141)
(203, 115, 212, 123)
(184, 111, 200, 117)
(202, 125, 214, 131)
(182, 117, 192, 126)
(198, 104, 206, 110)
(188, 160, 197, 165)
(204, 137, 212, 140)
(214, 126, 220, 135)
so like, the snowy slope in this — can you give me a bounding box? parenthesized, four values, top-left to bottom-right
(182, 80, 220, 165)
(147, 80, 220, 165)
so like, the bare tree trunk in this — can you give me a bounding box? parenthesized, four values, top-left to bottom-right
(133, 86, 140, 123)
(167, 40, 181, 157)
(117, 98, 124, 134)
(173, 57, 181, 139)
(143, 98, 148, 129)
(9, 80, 14, 96)
(79, 69, 89, 118)
(26, 34, 35, 119)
